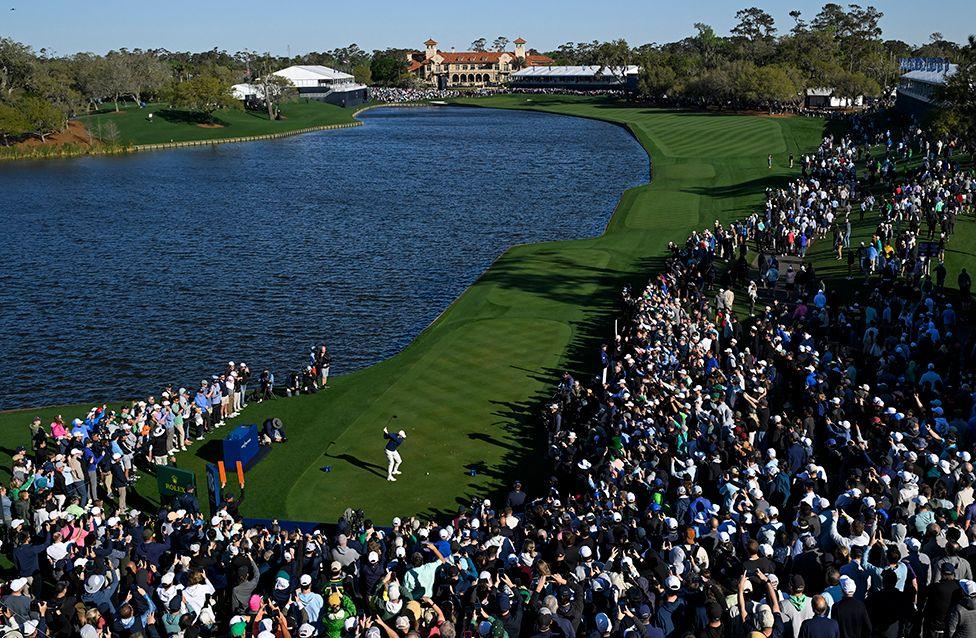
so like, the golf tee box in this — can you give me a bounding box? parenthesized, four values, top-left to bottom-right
(222, 424, 260, 471)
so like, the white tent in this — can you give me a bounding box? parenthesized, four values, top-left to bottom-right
(272, 65, 355, 88)
(231, 83, 262, 100)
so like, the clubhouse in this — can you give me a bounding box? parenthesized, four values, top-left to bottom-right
(405, 38, 554, 89)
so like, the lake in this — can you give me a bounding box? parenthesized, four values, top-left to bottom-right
(0, 105, 648, 408)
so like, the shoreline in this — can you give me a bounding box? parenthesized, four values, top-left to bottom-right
(0, 101, 436, 162)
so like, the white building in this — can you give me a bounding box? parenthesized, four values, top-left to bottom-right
(233, 65, 368, 108)
(896, 64, 957, 114)
(804, 87, 864, 109)
(510, 65, 640, 91)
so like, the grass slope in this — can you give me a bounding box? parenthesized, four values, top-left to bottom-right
(0, 97, 827, 523)
(76, 100, 357, 146)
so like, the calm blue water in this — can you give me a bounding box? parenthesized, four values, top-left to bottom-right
(0, 106, 647, 408)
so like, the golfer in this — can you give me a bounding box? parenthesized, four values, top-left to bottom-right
(383, 426, 406, 481)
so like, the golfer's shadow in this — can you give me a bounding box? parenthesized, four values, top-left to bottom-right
(325, 452, 387, 478)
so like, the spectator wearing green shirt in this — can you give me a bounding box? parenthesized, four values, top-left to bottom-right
(404, 541, 450, 600)
(321, 589, 357, 638)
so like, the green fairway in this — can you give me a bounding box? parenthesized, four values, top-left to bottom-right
(2, 96, 832, 522)
(76, 100, 357, 146)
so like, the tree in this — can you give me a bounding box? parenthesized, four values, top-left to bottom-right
(353, 63, 371, 86)
(67, 53, 106, 112)
(491, 37, 510, 53)
(19, 95, 66, 142)
(166, 70, 239, 122)
(788, 10, 807, 35)
(0, 37, 35, 98)
(100, 52, 140, 111)
(594, 39, 632, 79)
(746, 65, 801, 106)
(132, 52, 172, 103)
(258, 73, 296, 120)
(470, 38, 487, 52)
(731, 7, 776, 42)
(0, 101, 29, 145)
(370, 51, 408, 86)
(811, 3, 849, 34)
(937, 35, 976, 143)
(638, 57, 676, 99)
(27, 60, 84, 117)
(831, 69, 880, 99)
(693, 23, 719, 68)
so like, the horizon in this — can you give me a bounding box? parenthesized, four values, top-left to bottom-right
(4, 0, 974, 56)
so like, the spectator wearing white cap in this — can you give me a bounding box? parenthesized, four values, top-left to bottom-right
(295, 574, 324, 624)
(831, 575, 870, 638)
(948, 579, 976, 638)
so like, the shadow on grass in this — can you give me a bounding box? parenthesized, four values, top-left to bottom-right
(157, 109, 229, 127)
(195, 439, 223, 465)
(401, 252, 673, 521)
(681, 174, 790, 199)
(325, 452, 387, 479)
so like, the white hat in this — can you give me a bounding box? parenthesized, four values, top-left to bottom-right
(85, 574, 106, 593)
(10, 577, 28, 592)
(10, 519, 24, 529)
(664, 575, 681, 591)
(23, 620, 38, 636)
(962, 579, 976, 597)
(718, 531, 731, 543)
(161, 572, 175, 585)
(275, 576, 290, 591)
(299, 624, 318, 638)
(580, 546, 593, 558)
(300, 574, 312, 587)
(368, 551, 379, 563)
(840, 575, 856, 595)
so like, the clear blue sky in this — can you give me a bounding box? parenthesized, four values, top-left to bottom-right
(5, 0, 974, 55)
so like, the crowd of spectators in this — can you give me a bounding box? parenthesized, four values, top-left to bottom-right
(366, 87, 630, 104)
(2, 113, 976, 638)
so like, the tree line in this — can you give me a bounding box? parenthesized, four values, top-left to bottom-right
(0, 42, 373, 144)
(1, 3, 974, 144)
(547, 4, 963, 110)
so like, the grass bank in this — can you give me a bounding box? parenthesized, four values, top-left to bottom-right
(0, 96, 827, 522)
(76, 100, 358, 146)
